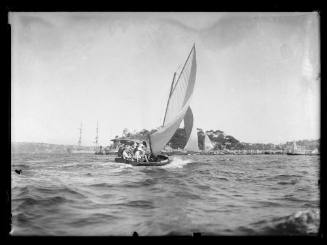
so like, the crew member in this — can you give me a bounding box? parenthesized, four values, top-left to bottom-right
(117, 144, 125, 157)
(122, 145, 132, 160)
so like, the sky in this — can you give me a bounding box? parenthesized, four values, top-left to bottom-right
(10, 12, 320, 145)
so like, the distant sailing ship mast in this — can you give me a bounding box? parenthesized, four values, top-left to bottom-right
(78, 122, 82, 148)
(94, 121, 99, 151)
(71, 122, 95, 154)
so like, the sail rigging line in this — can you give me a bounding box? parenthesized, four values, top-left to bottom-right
(171, 45, 195, 96)
(162, 72, 176, 126)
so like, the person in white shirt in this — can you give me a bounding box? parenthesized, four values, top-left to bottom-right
(134, 143, 146, 162)
(122, 145, 132, 160)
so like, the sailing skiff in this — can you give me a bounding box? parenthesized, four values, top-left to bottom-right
(115, 44, 197, 166)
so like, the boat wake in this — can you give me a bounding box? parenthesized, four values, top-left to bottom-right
(105, 161, 134, 170)
(160, 156, 192, 169)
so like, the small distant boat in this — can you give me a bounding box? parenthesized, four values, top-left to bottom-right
(286, 141, 306, 155)
(200, 131, 214, 155)
(310, 148, 319, 155)
(184, 108, 200, 155)
(115, 45, 197, 166)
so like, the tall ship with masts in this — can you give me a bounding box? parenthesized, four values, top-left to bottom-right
(94, 121, 107, 155)
(71, 122, 95, 154)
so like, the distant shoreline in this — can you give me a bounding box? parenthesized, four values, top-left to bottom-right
(11, 138, 319, 154)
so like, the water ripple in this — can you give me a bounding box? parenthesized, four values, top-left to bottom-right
(11, 153, 320, 236)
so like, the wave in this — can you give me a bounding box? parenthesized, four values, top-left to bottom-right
(221, 158, 234, 162)
(104, 161, 134, 170)
(281, 195, 308, 202)
(173, 190, 201, 200)
(217, 177, 229, 181)
(277, 179, 299, 185)
(89, 177, 158, 189)
(122, 178, 158, 188)
(12, 185, 32, 196)
(12, 185, 86, 211)
(14, 196, 69, 210)
(25, 159, 50, 163)
(12, 164, 31, 169)
(67, 213, 119, 227)
(89, 183, 115, 188)
(120, 200, 155, 209)
(59, 162, 85, 168)
(195, 184, 211, 190)
(267, 174, 303, 181)
(255, 201, 284, 208)
(251, 209, 320, 235)
(14, 212, 31, 225)
(34, 186, 87, 199)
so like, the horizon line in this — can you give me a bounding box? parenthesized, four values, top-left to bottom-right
(11, 137, 320, 146)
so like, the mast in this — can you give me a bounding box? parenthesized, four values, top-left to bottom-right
(203, 129, 206, 151)
(162, 72, 176, 126)
(78, 122, 82, 147)
(148, 134, 153, 155)
(95, 121, 99, 148)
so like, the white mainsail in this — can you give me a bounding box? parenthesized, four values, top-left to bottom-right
(203, 131, 214, 152)
(150, 45, 197, 155)
(184, 107, 199, 152)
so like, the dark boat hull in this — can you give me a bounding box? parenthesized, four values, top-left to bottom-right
(114, 155, 170, 166)
(95, 152, 104, 155)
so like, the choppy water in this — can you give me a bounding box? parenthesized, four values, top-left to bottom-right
(11, 153, 320, 236)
